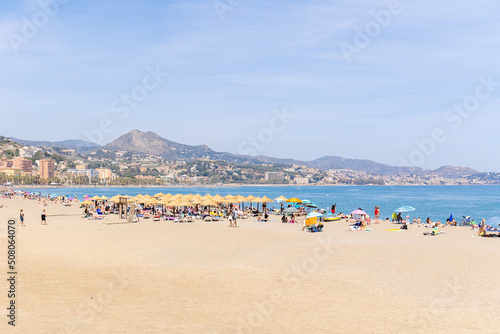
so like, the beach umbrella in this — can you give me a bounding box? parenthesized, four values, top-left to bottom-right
(109, 195, 121, 203)
(449, 214, 453, 222)
(154, 192, 165, 197)
(302, 199, 312, 204)
(100, 196, 109, 200)
(201, 198, 218, 206)
(485, 217, 500, 226)
(394, 206, 416, 213)
(91, 195, 101, 200)
(213, 194, 225, 202)
(274, 195, 288, 203)
(81, 200, 93, 206)
(286, 197, 302, 204)
(284, 207, 299, 214)
(306, 212, 324, 219)
(304, 203, 319, 208)
(351, 209, 367, 215)
(260, 196, 274, 203)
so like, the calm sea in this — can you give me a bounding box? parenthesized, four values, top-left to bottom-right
(20, 185, 500, 222)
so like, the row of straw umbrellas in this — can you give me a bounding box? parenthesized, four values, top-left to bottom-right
(80, 193, 300, 208)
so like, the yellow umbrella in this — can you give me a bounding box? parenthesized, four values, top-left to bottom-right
(286, 197, 302, 204)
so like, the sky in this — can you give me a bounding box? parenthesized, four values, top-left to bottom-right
(1, 0, 500, 172)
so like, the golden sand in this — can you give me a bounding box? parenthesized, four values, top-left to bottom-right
(0, 197, 499, 333)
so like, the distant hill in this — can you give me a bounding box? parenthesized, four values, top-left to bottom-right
(255, 155, 422, 175)
(428, 166, 478, 178)
(99, 130, 478, 177)
(13, 130, 479, 177)
(10, 137, 100, 153)
(101, 130, 256, 163)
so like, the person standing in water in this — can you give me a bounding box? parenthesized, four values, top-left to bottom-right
(331, 204, 336, 215)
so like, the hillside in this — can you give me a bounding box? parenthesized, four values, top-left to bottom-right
(101, 130, 256, 164)
(10, 137, 100, 153)
(98, 130, 478, 177)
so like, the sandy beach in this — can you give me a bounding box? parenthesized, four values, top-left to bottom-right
(1, 197, 499, 334)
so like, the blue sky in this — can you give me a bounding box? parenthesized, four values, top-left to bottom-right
(1, 0, 499, 172)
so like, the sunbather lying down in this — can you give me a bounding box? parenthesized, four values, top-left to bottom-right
(423, 228, 443, 236)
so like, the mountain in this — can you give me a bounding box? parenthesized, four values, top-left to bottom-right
(428, 166, 478, 178)
(255, 155, 422, 175)
(101, 130, 255, 163)
(10, 137, 101, 153)
(99, 130, 479, 177)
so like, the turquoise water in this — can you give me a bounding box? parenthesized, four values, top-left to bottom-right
(20, 185, 500, 223)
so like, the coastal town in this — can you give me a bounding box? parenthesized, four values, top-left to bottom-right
(1, 136, 498, 186)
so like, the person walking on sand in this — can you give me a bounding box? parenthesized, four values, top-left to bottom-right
(231, 209, 238, 227)
(41, 209, 47, 225)
(19, 209, 25, 226)
(228, 209, 234, 227)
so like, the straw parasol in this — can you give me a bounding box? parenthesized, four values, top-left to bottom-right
(100, 195, 109, 200)
(259, 196, 274, 203)
(91, 195, 101, 200)
(154, 192, 166, 197)
(109, 195, 121, 203)
(81, 200, 93, 206)
(212, 194, 225, 202)
(275, 195, 288, 202)
(201, 198, 219, 207)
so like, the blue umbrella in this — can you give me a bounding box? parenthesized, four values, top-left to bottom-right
(449, 214, 453, 221)
(306, 212, 325, 218)
(485, 217, 500, 226)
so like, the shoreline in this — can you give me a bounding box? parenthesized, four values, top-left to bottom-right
(8, 183, 497, 189)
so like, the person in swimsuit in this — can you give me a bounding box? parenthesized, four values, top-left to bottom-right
(19, 209, 25, 226)
(41, 209, 47, 225)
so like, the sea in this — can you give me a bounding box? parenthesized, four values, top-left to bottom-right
(19, 185, 500, 222)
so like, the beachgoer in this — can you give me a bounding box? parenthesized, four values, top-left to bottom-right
(331, 204, 336, 215)
(228, 210, 233, 227)
(263, 213, 269, 222)
(41, 209, 47, 225)
(477, 220, 486, 236)
(374, 206, 380, 219)
(232, 209, 238, 227)
(281, 214, 288, 223)
(396, 213, 402, 223)
(19, 209, 25, 226)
